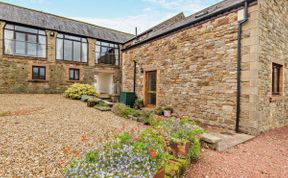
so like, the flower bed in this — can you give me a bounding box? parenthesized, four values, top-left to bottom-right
(65, 114, 204, 177)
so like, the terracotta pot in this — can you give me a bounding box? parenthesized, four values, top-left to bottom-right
(169, 141, 191, 158)
(164, 110, 171, 117)
(153, 168, 165, 178)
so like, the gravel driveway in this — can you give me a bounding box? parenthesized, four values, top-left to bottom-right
(0, 94, 141, 177)
(186, 126, 288, 178)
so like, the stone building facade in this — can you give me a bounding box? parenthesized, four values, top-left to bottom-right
(122, 0, 288, 134)
(0, 2, 133, 94)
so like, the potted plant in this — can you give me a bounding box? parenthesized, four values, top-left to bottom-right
(163, 105, 173, 117)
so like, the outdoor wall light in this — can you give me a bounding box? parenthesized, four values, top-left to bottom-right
(50, 32, 55, 37)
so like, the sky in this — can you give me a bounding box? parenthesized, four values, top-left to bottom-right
(1, 0, 221, 34)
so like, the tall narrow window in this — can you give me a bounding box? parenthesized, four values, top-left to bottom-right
(272, 63, 283, 95)
(95, 41, 119, 65)
(56, 33, 88, 62)
(32, 66, 46, 80)
(69, 68, 80, 80)
(4, 24, 47, 58)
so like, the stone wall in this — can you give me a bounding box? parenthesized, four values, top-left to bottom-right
(122, 4, 260, 133)
(256, 0, 288, 132)
(0, 21, 121, 94)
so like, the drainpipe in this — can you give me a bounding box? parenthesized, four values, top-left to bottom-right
(236, 0, 249, 133)
(133, 60, 137, 93)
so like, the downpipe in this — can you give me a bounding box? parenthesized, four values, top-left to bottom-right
(236, 0, 249, 133)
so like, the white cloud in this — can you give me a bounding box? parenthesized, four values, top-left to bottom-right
(74, 12, 175, 34)
(142, 0, 208, 15)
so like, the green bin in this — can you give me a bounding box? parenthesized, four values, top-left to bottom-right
(120, 92, 136, 107)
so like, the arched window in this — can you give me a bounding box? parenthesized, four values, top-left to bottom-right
(4, 24, 47, 58)
(56, 33, 88, 63)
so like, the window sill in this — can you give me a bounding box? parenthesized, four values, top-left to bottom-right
(4, 54, 47, 61)
(56, 60, 88, 65)
(28, 80, 49, 83)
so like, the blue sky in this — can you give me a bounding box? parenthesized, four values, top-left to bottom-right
(1, 0, 221, 34)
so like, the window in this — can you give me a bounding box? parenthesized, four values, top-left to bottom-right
(4, 24, 46, 58)
(69, 68, 80, 80)
(56, 33, 87, 62)
(272, 63, 283, 95)
(32, 66, 46, 80)
(95, 41, 119, 65)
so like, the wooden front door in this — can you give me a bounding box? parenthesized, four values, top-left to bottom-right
(145, 71, 157, 107)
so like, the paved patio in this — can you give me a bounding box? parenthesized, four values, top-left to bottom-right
(0, 94, 141, 177)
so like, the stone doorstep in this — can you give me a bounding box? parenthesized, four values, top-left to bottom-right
(201, 132, 255, 152)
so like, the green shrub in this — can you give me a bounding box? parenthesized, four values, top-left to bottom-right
(64, 83, 99, 100)
(134, 99, 144, 109)
(112, 103, 140, 118)
(154, 106, 164, 115)
(187, 138, 201, 162)
(80, 95, 93, 102)
(87, 98, 100, 107)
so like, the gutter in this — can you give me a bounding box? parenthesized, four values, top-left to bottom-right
(123, 0, 256, 51)
(236, 0, 249, 133)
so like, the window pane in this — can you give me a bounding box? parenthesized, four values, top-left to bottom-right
(15, 41, 25, 55)
(39, 36, 46, 45)
(27, 34, 37, 43)
(33, 67, 38, 78)
(69, 69, 74, 79)
(148, 93, 156, 105)
(65, 35, 81, 41)
(15, 26, 37, 33)
(56, 39, 63, 59)
(4, 40, 14, 54)
(38, 30, 46, 35)
(16, 32, 25, 42)
(82, 43, 88, 62)
(75, 70, 79, 80)
(39, 68, 45, 79)
(73, 41, 81, 61)
(102, 42, 109, 47)
(5, 24, 14, 30)
(96, 41, 101, 45)
(64, 40, 73, 60)
(96, 45, 100, 52)
(38, 44, 46, 58)
(148, 73, 157, 91)
(101, 46, 108, 53)
(95, 52, 100, 63)
(27, 43, 37, 56)
(57, 34, 64, 38)
(81, 38, 87, 43)
(4, 30, 14, 40)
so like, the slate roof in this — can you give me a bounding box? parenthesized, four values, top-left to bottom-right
(0, 2, 134, 44)
(125, 0, 251, 49)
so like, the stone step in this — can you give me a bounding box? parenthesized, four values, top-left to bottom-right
(201, 132, 255, 152)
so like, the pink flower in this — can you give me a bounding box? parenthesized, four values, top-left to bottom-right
(134, 135, 140, 142)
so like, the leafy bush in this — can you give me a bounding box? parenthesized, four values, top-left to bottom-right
(64, 83, 99, 100)
(134, 99, 144, 109)
(154, 106, 164, 115)
(112, 103, 140, 118)
(87, 98, 100, 107)
(80, 95, 93, 102)
(158, 116, 204, 143)
(187, 138, 201, 162)
(163, 105, 173, 112)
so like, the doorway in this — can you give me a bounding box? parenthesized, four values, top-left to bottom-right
(145, 71, 157, 107)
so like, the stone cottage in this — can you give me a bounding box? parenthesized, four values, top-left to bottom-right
(122, 0, 288, 134)
(0, 2, 133, 94)
(0, 0, 287, 135)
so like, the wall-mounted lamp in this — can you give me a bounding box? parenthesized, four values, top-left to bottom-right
(50, 32, 55, 37)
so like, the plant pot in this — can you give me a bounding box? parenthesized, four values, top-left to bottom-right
(169, 141, 191, 158)
(153, 168, 165, 178)
(164, 110, 171, 117)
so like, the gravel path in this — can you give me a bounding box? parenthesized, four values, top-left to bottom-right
(0, 94, 142, 177)
(186, 126, 288, 178)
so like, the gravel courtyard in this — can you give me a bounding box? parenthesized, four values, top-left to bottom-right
(186, 126, 288, 178)
(0, 94, 141, 177)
